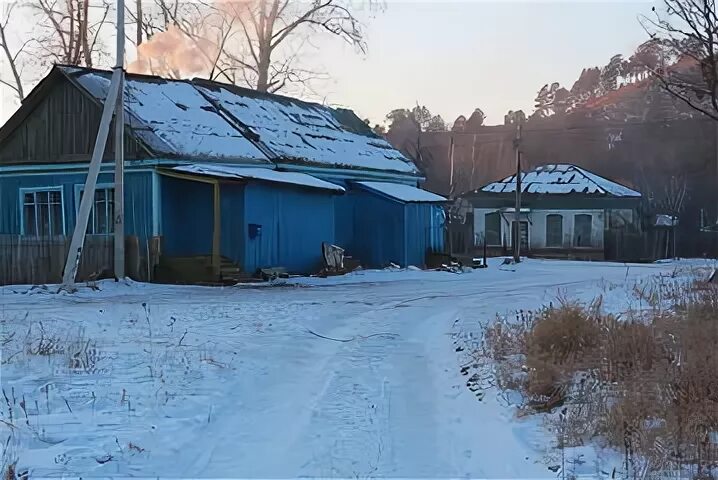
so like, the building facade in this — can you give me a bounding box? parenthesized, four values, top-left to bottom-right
(461, 164, 642, 260)
(0, 66, 445, 285)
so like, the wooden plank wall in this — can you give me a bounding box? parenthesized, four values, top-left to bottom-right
(0, 235, 153, 286)
(0, 79, 148, 165)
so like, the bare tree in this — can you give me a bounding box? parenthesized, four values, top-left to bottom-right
(646, 175, 689, 258)
(129, 0, 370, 93)
(134, 0, 146, 46)
(125, 0, 172, 47)
(32, 0, 112, 68)
(0, 2, 31, 101)
(217, 0, 366, 92)
(641, 0, 718, 120)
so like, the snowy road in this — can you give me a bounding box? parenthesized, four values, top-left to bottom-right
(0, 259, 696, 477)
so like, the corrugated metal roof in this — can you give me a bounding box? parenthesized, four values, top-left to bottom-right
(355, 181, 447, 203)
(193, 82, 418, 174)
(57, 66, 417, 175)
(60, 66, 270, 163)
(172, 164, 345, 192)
(479, 164, 641, 198)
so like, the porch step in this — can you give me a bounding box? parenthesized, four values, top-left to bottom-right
(156, 255, 255, 284)
(219, 257, 256, 283)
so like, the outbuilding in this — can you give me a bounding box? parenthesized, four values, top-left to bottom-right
(462, 164, 642, 260)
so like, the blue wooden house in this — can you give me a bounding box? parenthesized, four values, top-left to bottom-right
(0, 66, 445, 283)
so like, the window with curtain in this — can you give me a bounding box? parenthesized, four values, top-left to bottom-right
(574, 214, 592, 247)
(22, 189, 65, 236)
(485, 212, 501, 246)
(78, 187, 115, 234)
(546, 214, 563, 247)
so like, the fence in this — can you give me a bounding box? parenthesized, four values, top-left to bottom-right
(0, 235, 158, 286)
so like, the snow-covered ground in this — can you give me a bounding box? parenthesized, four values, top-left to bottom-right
(0, 258, 708, 477)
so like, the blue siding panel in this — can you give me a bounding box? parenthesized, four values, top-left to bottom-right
(161, 176, 213, 256)
(123, 172, 154, 242)
(349, 190, 405, 268)
(243, 183, 335, 274)
(0, 171, 153, 240)
(334, 194, 355, 249)
(220, 184, 245, 266)
(404, 203, 445, 267)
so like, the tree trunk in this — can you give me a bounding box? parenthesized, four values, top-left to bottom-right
(81, 0, 92, 67)
(67, 0, 76, 63)
(256, 46, 271, 92)
(135, 0, 142, 46)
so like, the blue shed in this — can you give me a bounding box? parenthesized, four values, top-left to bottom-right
(0, 65, 445, 285)
(337, 181, 446, 268)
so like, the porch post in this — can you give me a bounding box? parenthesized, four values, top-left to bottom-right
(212, 182, 221, 278)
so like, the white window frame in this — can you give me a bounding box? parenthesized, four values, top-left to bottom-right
(545, 213, 564, 248)
(573, 213, 593, 248)
(74, 183, 116, 235)
(484, 211, 503, 247)
(19, 186, 66, 236)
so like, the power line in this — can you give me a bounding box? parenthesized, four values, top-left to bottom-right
(424, 116, 714, 136)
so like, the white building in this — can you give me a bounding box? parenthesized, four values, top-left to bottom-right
(462, 164, 642, 260)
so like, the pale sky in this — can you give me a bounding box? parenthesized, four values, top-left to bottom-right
(0, 0, 657, 126)
(313, 0, 657, 125)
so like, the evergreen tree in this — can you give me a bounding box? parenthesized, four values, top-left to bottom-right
(504, 110, 526, 125)
(599, 54, 628, 94)
(465, 108, 486, 130)
(532, 83, 570, 119)
(426, 115, 447, 132)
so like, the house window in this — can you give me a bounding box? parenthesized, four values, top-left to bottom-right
(77, 186, 115, 234)
(574, 214, 592, 247)
(485, 212, 501, 246)
(546, 214, 563, 247)
(21, 188, 65, 236)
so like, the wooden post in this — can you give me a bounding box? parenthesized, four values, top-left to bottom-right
(62, 68, 122, 286)
(114, 71, 125, 279)
(483, 238, 487, 267)
(513, 123, 522, 263)
(63, 0, 124, 286)
(212, 182, 221, 278)
(449, 135, 455, 195)
(113, 0, 125, 280)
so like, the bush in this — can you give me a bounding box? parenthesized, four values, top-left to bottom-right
(525, 302, 601, 399)
(481, 280, 718, 476)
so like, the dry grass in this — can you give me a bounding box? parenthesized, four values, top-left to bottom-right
(482, 278, 718, 477)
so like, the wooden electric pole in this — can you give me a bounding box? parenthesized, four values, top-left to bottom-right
(62, 0, 125, 286)
(114, 0, 126, 280)
(513, 123, 522, 263)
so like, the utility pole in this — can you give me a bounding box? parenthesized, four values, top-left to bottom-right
(448, 134, 455, 195)
(114, 0, 126, 280)
(513, 123, 522, 263)
(62, 0, 125, 286)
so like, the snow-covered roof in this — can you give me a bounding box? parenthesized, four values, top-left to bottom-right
(55, 66, 417, 175)
(480, 164, 641, 198)
(355, 181, 447, 203)
(193, 82, 418, 174)
(172, 164, 345, 192)
(60, 67, 269, 163)
(56, 65, 419, 176)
